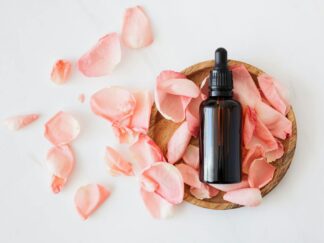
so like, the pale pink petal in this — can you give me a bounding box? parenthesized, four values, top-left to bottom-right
(129, 134, 165, 173)
(3, 114, 39, 131)
(112, 124, 139, 144)
(51, 59, 72, 84)
(130, 90, 153, 133)
(78, 33, 121, 77)
(105, 146, 133, 176)
(209, 176, 249, 192)
(182, 144, 199, 169)
(155, 70, 200, 122)
(140, 175, 159, 192)
(121, 6, 153, 49)
(167, 121, 192, 164)
(248, 158, 276, 188)
(200, 76, 209, 100)
(78, 94, 85, 103)
(255, 101, 292, 139)
(223, 188, 262, 207)
(74, 184, 110, 220)
(44, 111, 80, 146)
(46, 145, 75, 193)
(231, 64, 261, 108)
(266, 140, 284, 162)
(90, 87, 136, 124)
(243, 107, 278, 152)
(175, 163, 202, 188)
(142, 162, 184, 204)
(185, 94, 203, 137)
(190, 184, 219, 200)
(140, 189, 173, 219)
(242, 145, 265, 174)
(258, 73, 290, 115)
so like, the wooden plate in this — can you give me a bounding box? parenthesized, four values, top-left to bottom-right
(148, 60, 297, 210)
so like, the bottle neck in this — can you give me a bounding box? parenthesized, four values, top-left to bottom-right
(209, 89, 233, 98)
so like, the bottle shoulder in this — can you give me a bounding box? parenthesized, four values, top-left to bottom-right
(201, 97, 242, 109)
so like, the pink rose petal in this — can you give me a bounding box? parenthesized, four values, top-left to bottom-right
(51, 59, 72, 84)
(105, 146, 133, 176)
(190, 184, 219, 200)
(140, 189, 173, 219)
(209, 176, 249, 192)
(74, 184, 110, 220)
(78, 33, 121, 77)
(90, 87, 136, 124)
(258, 73, 290, 115)
(266, 140, 284, 162)
(155, 70, 200, 122)
(129, 134, 165, 173)
(112, 124, 139, 144)
(167, 121, 192, 164)
(140, 175, 159, 192)
(182, 144, 199, 169)
(142, 162, 184, 204)
(46, 145, 75, 193)
(78, 94, 85, 103)
(242, 145, 265, 174)
(223, 188, 262, 207)
(44, 111, 80, 146)
(121, 6, 153, 49)
(185, 94, 203, 137)
(175, 163, 202, 188)
(200, 76, 209, 100)
(3, 114, 39, 131)
(248, 158, 276, 188)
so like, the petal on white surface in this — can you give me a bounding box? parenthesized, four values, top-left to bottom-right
(3, 114, 39, 131)
(51, 59, 72, 84)
(105, 146, 133, 176)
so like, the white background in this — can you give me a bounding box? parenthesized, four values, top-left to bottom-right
(0, 0, 323, 242)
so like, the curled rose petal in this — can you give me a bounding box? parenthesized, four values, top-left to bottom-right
(248, 158, 276, 188)
(90, 87, 136, 124)
(242, 145, 265, 174)
(121, 6, 154, 49)
(155, 70, 200, 122)
(3, 114, 39, 131)
(142, 162, 184, 204)
(50, 59, 72, 84)
(209, 175, 249, 192)
(167, 122, 192, 164)
(129, 134, 165, 173)
(223, 188, 262, 207)
(175, 163, 202, 188)
(140, 175, 159, 192)
(190, 184, 219, 200)
(46, 145, 75, 193)
(258, 73, 290, 115)
(266, 140, 284, 162)
(105, 146, 133, 176)
(44, 111, 80, 146)
(78, 33, 121, 77)
(74, 184, 110, 220)
(140, 189, 173, 219)
(182, 144, 199, 169)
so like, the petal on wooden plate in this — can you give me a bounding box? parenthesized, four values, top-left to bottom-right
(209, 175, 249, 192)
(242, 144, 265, 174)
(266, 140, 284, 162)
(248, 158, 276, 188)
(182, 144, 199, 169)
(175, 163, 202, 188)
(190, 184, 219, 200)
(105, 146, 133, 176)
(223, 188, 262, 207)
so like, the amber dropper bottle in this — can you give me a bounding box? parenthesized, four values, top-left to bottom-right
(199, 48, 242, 184)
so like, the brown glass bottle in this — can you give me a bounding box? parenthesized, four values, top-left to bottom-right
(199, 48, 242, 184)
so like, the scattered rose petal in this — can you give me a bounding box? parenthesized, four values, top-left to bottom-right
(248, 158, 276, 188)
(51, 59, 72, 84)
(105, 146, 133, 176)
(129, 90, 153, 133)
(46, 145, 75, 193)
(209, 176, 249, 192)
(78, 93, 85, 103)
(142, 162, 184, 204)
(242, 145, 265, 174)
(190, 184, 219, 200)
(266, 140, 284, 162)
(74, 184, 110, 220)
(44, 111, 80, 146)
(155, 70, 200, 122)
(223, 188, 262, 207)
(140, 175, 159, 192)
(3, 114, 39, 131)
(121, 6, 154, 49)
(90, 87, 136, 124)
(182, 144, 199, 169)
(167, 121, 192, 164)
(258, 73, 290, 115)
(78, 33, 121, 77)
(129, 134, 165, 173)
(175, 163, 202, 188)
(140, 189, 173, 219)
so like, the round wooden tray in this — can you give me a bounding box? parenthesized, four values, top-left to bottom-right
(148, 60, 297, 210)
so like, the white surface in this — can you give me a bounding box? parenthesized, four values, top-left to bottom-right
(0, 0, 323, 242)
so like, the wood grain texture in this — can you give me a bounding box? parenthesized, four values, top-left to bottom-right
(148, 60, 297, 210)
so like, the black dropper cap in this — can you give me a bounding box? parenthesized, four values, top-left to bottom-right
(209, 48, 233, 96)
